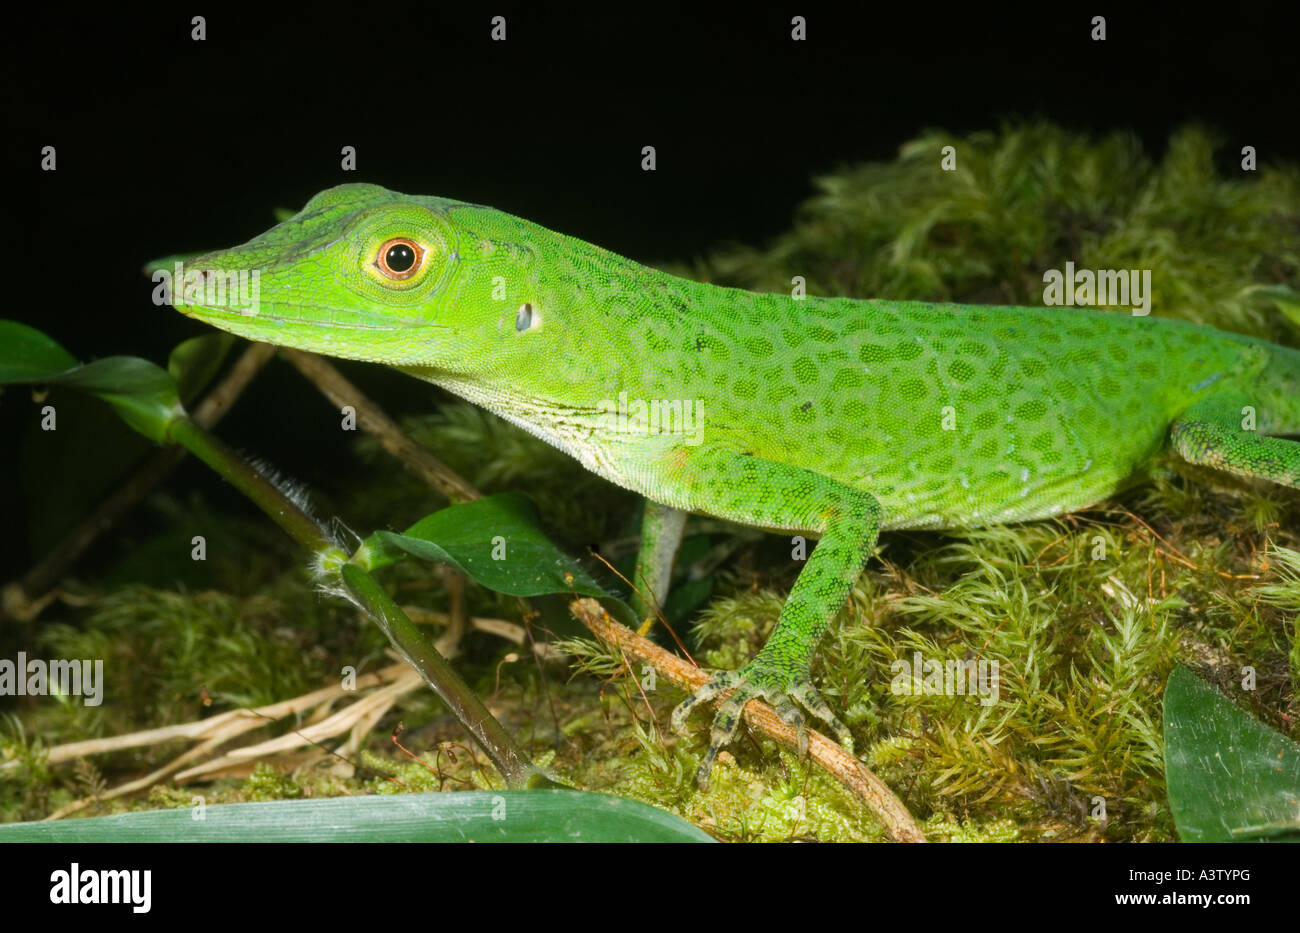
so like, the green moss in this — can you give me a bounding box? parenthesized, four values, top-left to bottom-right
(242, 762, 305, 802)
(922, 812, 1020, 843)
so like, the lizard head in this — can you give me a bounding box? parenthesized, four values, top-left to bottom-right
(172, 183, 587, 385)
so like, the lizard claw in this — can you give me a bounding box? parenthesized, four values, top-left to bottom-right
(670, 656, 852, 789)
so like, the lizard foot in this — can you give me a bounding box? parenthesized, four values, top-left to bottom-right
(670, 655, 852, 789)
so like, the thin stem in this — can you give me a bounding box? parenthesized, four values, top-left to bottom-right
(166, 416, 335, 554)
(340, 565, 553, 789)
(164, 413, 554, 790)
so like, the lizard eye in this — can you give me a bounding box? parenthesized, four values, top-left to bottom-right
(375, 238, 424, 280)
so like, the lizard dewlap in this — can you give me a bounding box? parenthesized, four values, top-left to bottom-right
(172, 183, 1300, 785)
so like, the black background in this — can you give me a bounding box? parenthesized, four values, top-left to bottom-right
(4, 2, 1300, 565)
(14, 839, 1285, 915)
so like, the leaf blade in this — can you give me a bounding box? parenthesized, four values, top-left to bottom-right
(363, 492, 609, 599)
(0, 790, 714, 843)
(0, 319, 79, 381)
(1163, 666, 1300, 843)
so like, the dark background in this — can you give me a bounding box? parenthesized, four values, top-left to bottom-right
(4, 2, 1300, 567)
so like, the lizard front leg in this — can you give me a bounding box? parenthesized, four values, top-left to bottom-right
(629, 500, 688, 624)
(664, 448, 882, 787)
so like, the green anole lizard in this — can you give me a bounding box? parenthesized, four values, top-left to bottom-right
(173, 183, 1300, 784)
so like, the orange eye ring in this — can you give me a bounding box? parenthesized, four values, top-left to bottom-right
(375, 238, 425, 280)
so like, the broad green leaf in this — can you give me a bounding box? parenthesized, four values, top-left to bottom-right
(0, 319, 78, 381)
(363, 492, 609, 599)
(1163, 666, 1300, 842)
(0, 322, 181, 444)
(168, 333, 236, 405)
(0, 790, 714, 842)
(53, 357, 180, 444)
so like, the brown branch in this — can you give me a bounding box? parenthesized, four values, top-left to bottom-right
(568, 598, 926, 843)
(280, 349, 481, 503)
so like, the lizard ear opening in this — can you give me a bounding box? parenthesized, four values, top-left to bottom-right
(515, 302, 538, 332)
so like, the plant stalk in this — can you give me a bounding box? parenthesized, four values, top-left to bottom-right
(166, 414, 552, 789)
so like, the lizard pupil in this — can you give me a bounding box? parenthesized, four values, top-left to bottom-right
(385, 244, 415, 272)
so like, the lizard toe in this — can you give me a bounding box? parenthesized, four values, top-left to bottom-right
(791, 679, 853, 752)
(671, 668, 741, 734)
(696, 682, 758, 789)
(772, 695, 808, 757)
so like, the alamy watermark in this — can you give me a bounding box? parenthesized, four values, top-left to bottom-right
(890, 651, 1000, 706)
(152, 261, 261, 316)
(596, 392, 705, 445)
(1043, 261, 1151, 316)
(50, 863, 151, 913)
(0, 653, 103, 706)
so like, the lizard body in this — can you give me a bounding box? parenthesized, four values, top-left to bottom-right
(174, 183, 1300, 782)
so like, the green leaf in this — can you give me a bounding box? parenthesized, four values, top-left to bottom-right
(1163, 666, 1300, 842)
(0, 790, 714, 842)
(0, 321, 181, 443)
(168, 333, 236, 405)
(53, 357, 180, 444)
(0, 320, 78, 381)
(363, 492, 609, 599)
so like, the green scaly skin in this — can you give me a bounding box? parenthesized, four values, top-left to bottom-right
(173, 183, 1300, 786)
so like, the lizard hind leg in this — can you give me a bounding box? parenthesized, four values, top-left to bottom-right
(1171, 393, 1300, 488)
